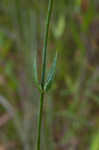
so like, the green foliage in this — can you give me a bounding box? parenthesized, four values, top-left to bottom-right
(0, 0, 99, 150)
(52, 15, 65, 39)
(90, 132, 99, 150)
(36, 1, 55, 150)
(44, 52, 57, 92)
(33, 52, 39, 85)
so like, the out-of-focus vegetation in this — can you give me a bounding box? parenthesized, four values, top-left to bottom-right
(0, 0, 99, 150)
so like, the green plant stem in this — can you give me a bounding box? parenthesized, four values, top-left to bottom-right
(36, 0, 53, 150)
(41, 0, 53, 88)
(37, 91, 44, 150)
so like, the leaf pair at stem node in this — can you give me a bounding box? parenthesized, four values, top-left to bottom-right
(33, 51, 57, 92)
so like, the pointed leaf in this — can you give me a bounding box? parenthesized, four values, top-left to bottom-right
(33, 52, 39, 85)
(44, 52, 58, 92)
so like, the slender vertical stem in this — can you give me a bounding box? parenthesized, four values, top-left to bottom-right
(36, 0, 53, 150)
(37, 91, 44, 150)
(41, 0, 53, 88)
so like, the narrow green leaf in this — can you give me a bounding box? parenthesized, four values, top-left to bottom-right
(44, 52, 58, 92)
(33, 53, 41, 91)
(33, 52, 39, 85)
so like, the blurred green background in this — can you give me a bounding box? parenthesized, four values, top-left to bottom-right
(0, 0, 99, 149)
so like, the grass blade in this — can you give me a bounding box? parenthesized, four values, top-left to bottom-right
(44, 52, 57, 92)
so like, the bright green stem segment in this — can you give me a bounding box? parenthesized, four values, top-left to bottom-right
(36, 0, 53, 150)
